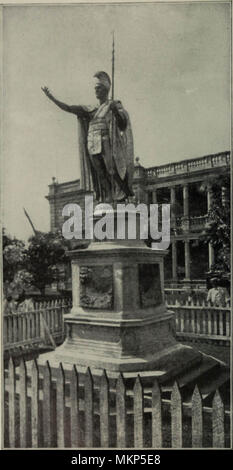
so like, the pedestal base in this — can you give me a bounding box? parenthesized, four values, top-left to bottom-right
(39, 302, 203, 374)
(38, 340, 202, 382)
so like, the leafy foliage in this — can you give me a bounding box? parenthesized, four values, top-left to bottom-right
(26, 230, 70, 294)
(3, 229, 27, 284)
(3, 229, 33, 296)
(201, 171, 230, 273)
(3, 228, 71, 295)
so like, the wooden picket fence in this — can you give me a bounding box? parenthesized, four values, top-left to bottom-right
(4, 297, 230, 351)
(4, 357, 230, 448)
(4, 299, 72, 352)
(166, 299, 231, 343)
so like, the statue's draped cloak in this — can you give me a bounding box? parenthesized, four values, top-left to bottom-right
(76, 102, 134, 198)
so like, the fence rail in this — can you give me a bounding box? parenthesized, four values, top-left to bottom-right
(166, 299, 231, 342)
(165, 288, 208, 304)
(4, 299, 72, 352)
(4, 358, 230, 448)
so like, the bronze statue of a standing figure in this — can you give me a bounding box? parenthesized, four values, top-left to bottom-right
(42, 71, 134, 203)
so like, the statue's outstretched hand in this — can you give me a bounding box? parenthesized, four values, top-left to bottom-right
(41, 86, 53, 99)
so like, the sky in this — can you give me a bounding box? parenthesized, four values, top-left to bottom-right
(2, 2, 231, 241)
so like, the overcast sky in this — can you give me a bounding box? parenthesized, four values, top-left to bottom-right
(2, 2, 231, 241)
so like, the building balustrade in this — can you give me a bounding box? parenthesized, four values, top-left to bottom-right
(145, 151, 230, 179)
(174, 215, 208, 232)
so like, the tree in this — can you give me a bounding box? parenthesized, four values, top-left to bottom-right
(3, 229, 34, 296)
(201, 171, 230, 274)
(3, 229, 27, 284)
(26, 230, 70, 294)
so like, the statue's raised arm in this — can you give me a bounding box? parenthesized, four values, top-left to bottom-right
(41, 86, 89, 118)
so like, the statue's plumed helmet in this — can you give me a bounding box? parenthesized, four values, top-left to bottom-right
(94, 71, 111, 91)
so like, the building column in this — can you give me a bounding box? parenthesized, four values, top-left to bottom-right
(172, 241, 177, 280)
(207, 184, 213, 211)
(183, 184, 189, 217)
(159, 261, 165, 302)
(184, 240, 191, 280)
(71, 262, 80, 313)
(170, 186, 176, 210)
(207, 184, 215, 270)
(208, 243, 215, 269)
(152, 189, 157, 204)
(48, 177, 58, 231)
(170, 187, 176, 230)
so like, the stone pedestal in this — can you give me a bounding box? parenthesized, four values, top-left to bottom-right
(39, 208, 202, 378)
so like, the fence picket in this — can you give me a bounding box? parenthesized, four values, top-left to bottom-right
(18, 315, 22, 343)
(13, 315, 18, 342)
(191, 308, 195, 334)
(212, 390, 225, 448)
(226, 310, 230, 337)
(4, 317, 7, 344)
(51, 300, 56, 332)
(22, 315, 26, 340)
(34, 304, 39, 338)
(207, 309, 211, 335)
(70, 365, 80, 447)
(152, 379, 162, 448)
(84, 367, 94, 447)
(26, 314, 31, 340)
(100, 370, 109, 448)
(19, 359, 27, 447)
(4, 317, 7, 345)
(186, 310, 190, 332)
(53, 306, 57, 333)
(42, 361, 52, 447)
(31, 312, 36, 338)
(191, 385, 203, 447)
(56, 363, 66, 448)
(8, 317, 12, 344)
(202, 310, 205, 334)
(116, 373, 126, 448)
(61, 299, 66, 337)
(8, 357, 16, 447)
(45, 301, 50, 332)
(219, 311, 224, 336)
(55, 304, 59, 332)
(180, 311, 184, 332)
(171, 381, 182, 448)
(196, 310, 200, 334)
(31, 359, 39, 447)
(134, 375, 144, 448)
(213, 310, 218, 335)
(37, 310, 41, 337)
(7, 317, 13, 343)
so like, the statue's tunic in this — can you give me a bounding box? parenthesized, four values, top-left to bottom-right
(87, 102, 110, 156)
(76, 100, 134, 202)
